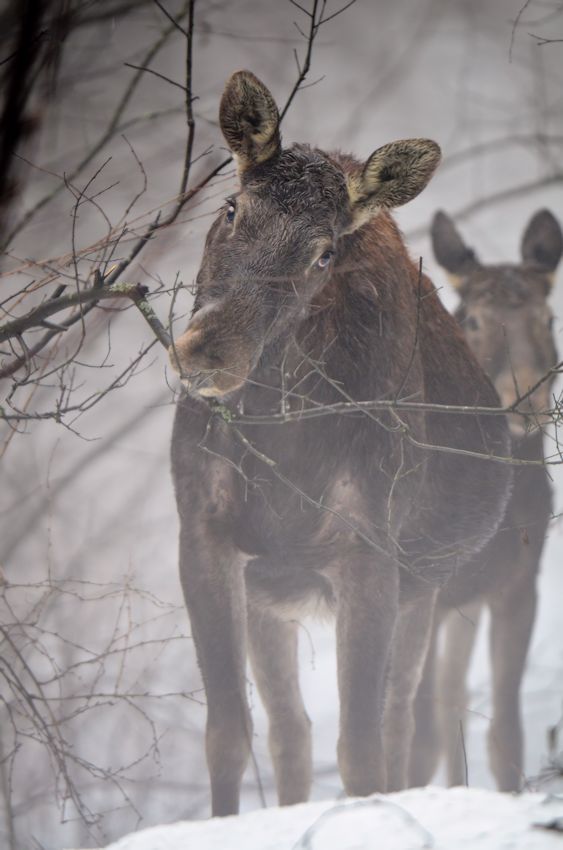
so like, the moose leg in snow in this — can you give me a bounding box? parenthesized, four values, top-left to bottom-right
(439, 601, 482, 786)
(178, 528, 251, 817)
(409, 609, 442, 787)
(247, 607, 312, 805)
(335, 552, 399, 795)
(383, 583, 438, 791)
(488, 578, 537, 791)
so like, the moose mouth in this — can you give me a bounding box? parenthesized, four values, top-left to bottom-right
(507, 412, 550, 440)
(496, 382, 552, 441)
(180, 369, 247, 400)
(181, 373, 219, 398)
(504, 396, 552, 438)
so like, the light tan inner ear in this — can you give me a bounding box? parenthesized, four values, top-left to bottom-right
(219, 70, 281, 174)
(342, 174, 382, 234)
(346, 172, 370, 207)
(446, 272, 464, 290)
(344, 139, 441, 233)
(240, 117, 280, 169)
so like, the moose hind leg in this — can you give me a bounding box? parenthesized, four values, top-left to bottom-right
(439, 601, 481, 786)
(179, 527, 251, 817)
(409, 607, 442, 787)
(248, 606, 312, 805)
(488, 579, 537, 791)
(384, 585, 438, 791)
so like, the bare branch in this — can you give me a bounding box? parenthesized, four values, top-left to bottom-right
(509, 0, 533, 61)
(529, 31, 563, 44)
(123, 61, 188, 94)
(152, 0, 189, 36)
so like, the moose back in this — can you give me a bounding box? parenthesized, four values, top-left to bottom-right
(169, 71, 511, 816)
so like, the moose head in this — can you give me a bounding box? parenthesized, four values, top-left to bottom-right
(170, 70, 441, 398)
(432, 209, 562, 437)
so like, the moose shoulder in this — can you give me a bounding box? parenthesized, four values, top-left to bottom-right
(169, 70, 511, 816)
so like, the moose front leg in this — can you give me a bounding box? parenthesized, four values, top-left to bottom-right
(179, 525, 251, 817)
(335, 554, 399, 796)
(247, 606, 312, 805)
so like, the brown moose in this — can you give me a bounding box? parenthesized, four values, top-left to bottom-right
(169, 71, 511, 816)
(411, 209, 562, 791)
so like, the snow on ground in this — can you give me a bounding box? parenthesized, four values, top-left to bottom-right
(79, 787, 563, 850)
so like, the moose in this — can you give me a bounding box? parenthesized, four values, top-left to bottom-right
(169, 71, 511, 816)
(411, 209, 562, 791)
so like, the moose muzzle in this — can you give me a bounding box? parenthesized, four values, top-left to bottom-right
(495, 370, 552, 438)
(168, 301, 260, 398)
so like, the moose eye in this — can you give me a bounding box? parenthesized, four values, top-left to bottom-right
(465, 315, 480, 331)
(225, 201, 236, 223)
(316, 250, 333, 270)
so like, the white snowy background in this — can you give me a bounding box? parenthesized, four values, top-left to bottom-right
(1, 1, 563, 848)
(98, 787, 563, 850)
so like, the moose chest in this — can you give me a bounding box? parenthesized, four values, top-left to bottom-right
(173, 392, 422, 573)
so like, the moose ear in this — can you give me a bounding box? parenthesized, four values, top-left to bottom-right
(521, 209, 563, 280)
(346, 139, 441, 230)
(431, 211, 479, 289)
(219, 70, 281, 174)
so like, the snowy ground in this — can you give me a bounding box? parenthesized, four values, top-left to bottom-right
(84, 787, 563, 850)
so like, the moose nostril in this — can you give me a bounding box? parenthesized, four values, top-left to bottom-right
(204, 351, 224, 366)
(185, 334, 207, 358)
(186, 337, 224, 367)
(169, 325, 226, 374)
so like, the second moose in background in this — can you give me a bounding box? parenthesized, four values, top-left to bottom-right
(412, 208, 562, 791)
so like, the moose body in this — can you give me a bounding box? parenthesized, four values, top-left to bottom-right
(411, 210, 562, 791)
(170, 71, 511, 816)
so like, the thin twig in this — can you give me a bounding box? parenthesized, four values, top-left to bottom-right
(509, 0, 533, 62)
(152, 0, 188, 36)
(124, 62, 188, 94)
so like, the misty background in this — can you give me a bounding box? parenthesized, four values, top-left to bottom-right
(1, 1, 563, 847)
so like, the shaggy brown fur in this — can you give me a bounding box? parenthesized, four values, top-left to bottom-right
(170, 71, 511, 816)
